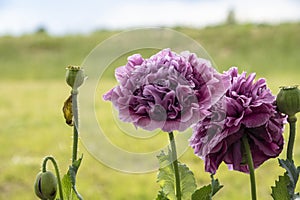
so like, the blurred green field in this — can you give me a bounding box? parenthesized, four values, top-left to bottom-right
(0, 23, 300, 199)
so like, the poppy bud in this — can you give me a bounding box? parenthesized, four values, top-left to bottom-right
(276, 85, 300, 116)
(34, 171, 57, 200)
(66, 65, 86, 89)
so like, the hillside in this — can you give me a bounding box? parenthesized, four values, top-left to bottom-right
(1, 23, 299, 81)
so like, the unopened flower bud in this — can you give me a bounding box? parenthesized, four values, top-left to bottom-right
(66, 65, 86, 89)
(34, 171, 57, 200)
(276, 85, 300, 116)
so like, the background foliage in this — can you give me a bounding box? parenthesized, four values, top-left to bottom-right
(0, 23, 299, 199)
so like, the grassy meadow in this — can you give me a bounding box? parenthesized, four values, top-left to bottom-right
(0, 23, 300, 199)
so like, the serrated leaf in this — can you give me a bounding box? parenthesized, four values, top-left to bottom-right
(69, 156, 83, 200)
(62, 171, 80, 200)
(210, 174, 223, 196)
(191, 185, 212, 200)
(61, 155, 83, 200)
(191, 175, 223, 200)
(157, 151, 197, 200)
(278, 159, 299, 185)
(72, 155, 83, 170)
(278, 158, 299, 197)
(69, 155, 83, 186)
(62, 172, 72, 200)
(156, 190, 170, 200)
(271, 174, 290, 200)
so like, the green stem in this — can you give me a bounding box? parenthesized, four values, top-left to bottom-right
(71, 89, 83, 200)
(42, 156, 64, 200)
(72, 89, 79, 163)
(168, 132, 181, 200)
(287, 115, 297, 161)
(242, 135, 257, 200)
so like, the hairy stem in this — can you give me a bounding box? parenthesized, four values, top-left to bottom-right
(71, 88, 84, 200)
(42, 156, 64, 200)
(242, 135, 257, 200)
(287, 115, 297, 161)
(168, 132, 181, 200)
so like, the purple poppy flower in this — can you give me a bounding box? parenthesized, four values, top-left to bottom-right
(103, 48, 230, 132)
(190, 67, 286, 174)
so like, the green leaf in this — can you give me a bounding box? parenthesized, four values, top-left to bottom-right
(180, 164, 197, 199)
(191, 175, 223, 200)
(156, 190, 170, 200)
(192, 185, 212, 200)
(210, 175, 223, 196)
(69, 154, 83, 185)
(61, 172, 71, 199)
(72, 155, 83, 171)
(61, 171, 82, 200)
(157, 151, 197, 200)
(276, 158, 300, 199)
(271, 174, 290, 200)
(61, 171, 77, 200)
(61, 155, 83, 200)
(278, 159, 300, 197)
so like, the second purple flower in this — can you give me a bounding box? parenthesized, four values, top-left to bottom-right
(103, 48, 229, 132)
(190, 67, 286, 174)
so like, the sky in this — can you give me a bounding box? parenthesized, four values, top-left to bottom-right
(0, 0, 300, 35)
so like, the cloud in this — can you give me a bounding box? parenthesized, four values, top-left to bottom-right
(232, 0, 300, 23)
(102, 1, 228, 28)
(0, 0, 299, 35)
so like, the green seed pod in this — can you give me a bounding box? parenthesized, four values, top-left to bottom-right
(66, 65, 86, 89)
(276, 85, 300, 116)
(34, 171, 57, 200)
